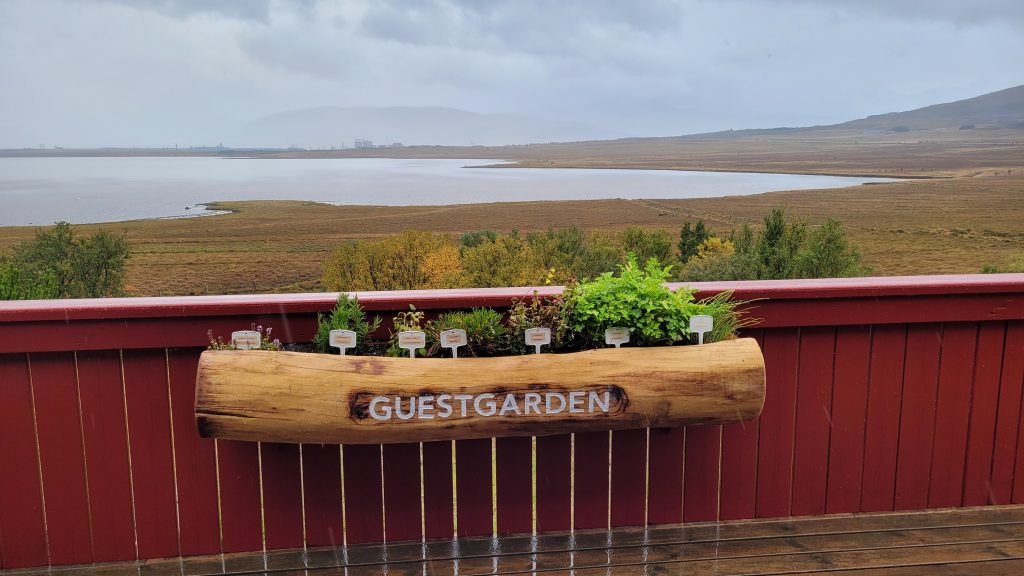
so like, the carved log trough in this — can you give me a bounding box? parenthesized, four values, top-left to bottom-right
(195, 337, 766, 444)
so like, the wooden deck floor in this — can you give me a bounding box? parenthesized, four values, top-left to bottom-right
(4, 506, 1024, 576)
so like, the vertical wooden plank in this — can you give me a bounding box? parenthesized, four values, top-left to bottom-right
(167, 349, 220, 556)
(495, 436, 532, 535)
(342, 443, 384, 544)
(860, 324, 907, 512)
(122, 349, 178, 560)
(574, 431, 609, 530)
(894, 323, 943, 511)
(302, 444, 343, 547)
(455, 438, 492, 538)
(535, 434, 571, 532)
(260, 443, 304, 550)
(755, 327, 799, 518)
(217, 440, 262, 553)
(0, 354, 48, 568)
(963, 322, 1006, 506)
(928, 323, 979, 508)
(76, 350, 136, 562)
(1007, 321, 1024, 504)
(991, 322, 1023, 504)
(421, 440, 454, 540)
(825, 326, 871, 514)
(683, 425, 721, 522)
(791, 327, 836, 517)
(31, 352, 93, 565)
(610, 428, 647, 527)
(719, 329, 763, 522)
(382, 442, 422, 542)
(646, 427, 685, 525)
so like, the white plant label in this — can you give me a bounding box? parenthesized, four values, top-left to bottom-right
(690, 314, 714, 345)
(605, 327, 630, 348)
(231, 330, 261, 350)
(329, 329, 357, 355)
(439, 329, 467, 358)
(398, 330, 426, 358)
(524, 327, 552, 354)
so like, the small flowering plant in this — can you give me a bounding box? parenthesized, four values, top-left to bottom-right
(207, 323, 283, 351)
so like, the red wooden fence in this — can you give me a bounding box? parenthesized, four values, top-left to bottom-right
(1, 275, 1023, 569)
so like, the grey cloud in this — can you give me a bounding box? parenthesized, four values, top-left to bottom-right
(98, 0, 274, 22)
(763, 0, 1024, 28)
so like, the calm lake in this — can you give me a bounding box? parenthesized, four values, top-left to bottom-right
(0, 157, 893, 226)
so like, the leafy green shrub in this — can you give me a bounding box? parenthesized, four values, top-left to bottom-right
(11, 221, 130, 298)
(386, 307, 427, 357)
(621, 226, 674, 268)
(313, 294, 381, 354)
(564, 256, 747, 348)
(426, 308, 509, 357)
(0, 262, 59, 300)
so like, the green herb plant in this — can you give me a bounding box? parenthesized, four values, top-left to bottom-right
(427, 308, 509, 357)
(207, 324, 283, 351)
(563, 255, 748, 348)
(386, 306, 427, 357)
(506, 290, 568, 354)
(313, 294, 381, 354)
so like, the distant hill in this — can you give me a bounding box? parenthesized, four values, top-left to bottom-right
(682, 84, 1024, 139)
(232, 106, 622, 148)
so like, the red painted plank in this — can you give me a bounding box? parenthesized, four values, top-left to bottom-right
(535, 434, 571, 532)
(1006, 321, 1024, 504)
(31, 352, 93, 564)
(0, 354, 48, 568)
(610, 428, 647, 527)
(217, 440, 262, 553)
(76, 350, 136, 562)
(495, 436, 532, 535)
(166, 349, 219, 556)
(421, 440, 454, 540)
(302, 444, 343, 547)
(121, 349, 178, 559)
(894, 323, 943, 511)
(963, 322, 1006, 506)
(260, 443, 304, 550)
(928, 323, 979, 508)
(991, 322, 1023, 504)
(342, 443, 384, 544)
(719, 329, 763, 522)
(573, 431, 610, 530)
(683, 425, 721, 522)
(791, 327, 836, 517)
(825, 325, 871, 514)
(647, 427, 685, 525)
(860, 324, 907, 512)
(455, 438, 492, 538)
(382, 442, 422, 542)
(755, 327, 800, 518)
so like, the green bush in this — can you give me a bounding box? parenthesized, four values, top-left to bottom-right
(678, 220, 711, 262)
(0, 262, 60, 300)
(563, 256, 746, 348)
(11, 222, 129, 298)
(426, 308, 509, 357)
(313, 294, 381, 354)
(506, 291, 567, 354)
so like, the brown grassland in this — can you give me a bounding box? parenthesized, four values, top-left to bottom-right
(1, 131, 1022, 296)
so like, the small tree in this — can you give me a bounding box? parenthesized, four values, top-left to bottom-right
(622, 226, 674, 268)
(12, 222, 129, 298)
(678, 220, 710, 262)
(795, 219, 866, 278)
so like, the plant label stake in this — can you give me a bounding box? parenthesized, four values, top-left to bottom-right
(605, 327, 630, 348)
(525, 327, 552, 354)
(398, 330, 426, 359)
(440, 329, 467, 358)
(329, 329, 357, 355)
(690, 315, 714, 345)
(231, 330, 261, 350)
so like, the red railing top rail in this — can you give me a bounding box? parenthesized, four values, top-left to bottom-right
(0, 273, 1022, 323)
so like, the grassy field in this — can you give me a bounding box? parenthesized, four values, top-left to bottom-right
(1, 171, 1021, 296)
(2, 131, 1022, 296)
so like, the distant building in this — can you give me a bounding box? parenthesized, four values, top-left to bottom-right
(354, 139, 374, 149)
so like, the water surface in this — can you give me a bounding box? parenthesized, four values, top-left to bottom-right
(0, 157, 893, 226)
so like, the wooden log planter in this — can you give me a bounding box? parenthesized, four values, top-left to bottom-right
(194, 337, 765, 444)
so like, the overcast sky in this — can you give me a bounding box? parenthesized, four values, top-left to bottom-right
(1, 0, 1021, 148)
